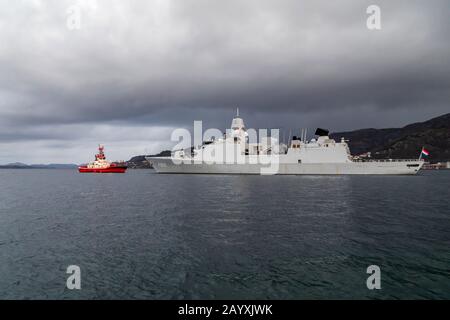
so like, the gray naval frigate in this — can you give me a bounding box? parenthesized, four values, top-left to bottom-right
(148, 113, 424, 175)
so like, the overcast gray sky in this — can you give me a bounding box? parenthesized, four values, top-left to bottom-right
(0, 0, 449, 163)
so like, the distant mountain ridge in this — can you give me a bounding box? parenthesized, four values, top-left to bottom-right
(0, 163, 78, 169)
(330, 113, 450, 162)
(127, 151, 171, 168)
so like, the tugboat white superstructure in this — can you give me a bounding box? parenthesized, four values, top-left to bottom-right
(148, 113, 424, 175)
(78, 145, 127, 173)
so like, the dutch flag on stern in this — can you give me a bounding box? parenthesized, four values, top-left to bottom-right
(421, 147, 430, 157)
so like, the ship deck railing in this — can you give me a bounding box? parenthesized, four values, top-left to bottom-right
(352, 158, 420, 163)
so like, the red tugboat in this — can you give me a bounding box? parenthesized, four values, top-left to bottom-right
(78, 145, 127, 173)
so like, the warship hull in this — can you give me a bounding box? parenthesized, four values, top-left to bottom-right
(148, 157, 423, 175)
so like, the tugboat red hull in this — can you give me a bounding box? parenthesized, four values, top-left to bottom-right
(79, 145, 127, 173)
(78, 166, 127, 173)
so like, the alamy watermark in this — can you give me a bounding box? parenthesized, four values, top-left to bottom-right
(62, 263, 382, 292)
(65, 4, 381, 32)
(167, 121, 281, 174)
(66, 4, 82, 31)
(66, 265, 81, 290)
(366, 265, 381, 290)
(367, 5, 381, 30)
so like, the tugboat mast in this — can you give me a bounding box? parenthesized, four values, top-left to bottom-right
(95, 145, 106, 161)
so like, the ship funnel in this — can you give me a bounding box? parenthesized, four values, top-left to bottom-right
(315, 128, 329, 137)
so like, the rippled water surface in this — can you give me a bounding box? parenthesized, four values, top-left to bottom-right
(0, 169, 449, 299)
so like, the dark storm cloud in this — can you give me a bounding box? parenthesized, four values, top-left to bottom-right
(0, 0, 449, 162)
